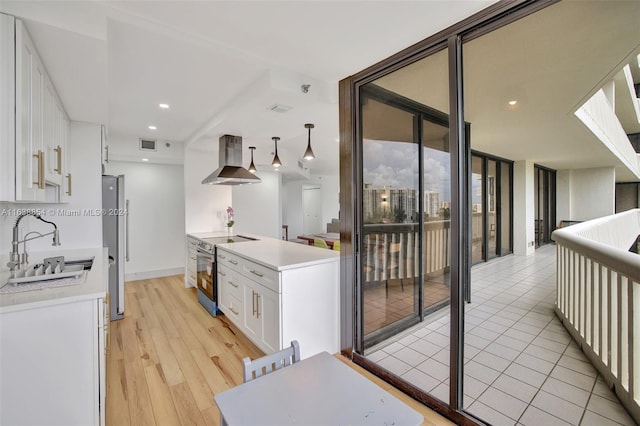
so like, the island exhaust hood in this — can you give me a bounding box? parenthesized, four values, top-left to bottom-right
(202, 135, 261, 185)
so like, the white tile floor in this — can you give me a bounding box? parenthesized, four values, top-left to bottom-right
(367, 245, 636, 426)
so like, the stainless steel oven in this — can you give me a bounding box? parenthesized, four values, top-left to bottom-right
(194, 235, 257, 316)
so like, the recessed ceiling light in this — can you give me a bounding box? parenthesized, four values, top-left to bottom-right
(142, 158, 149, 162)
(159, 103, 170, 109)
(508, 100, 518, 106)
(148, 125, 157, 130)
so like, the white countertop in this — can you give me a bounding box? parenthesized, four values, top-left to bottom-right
(187, 231, 228, 241)
(0, 247, 107, 314)
(216, 236, 339, 271)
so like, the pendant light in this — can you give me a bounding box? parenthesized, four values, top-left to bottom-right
(248, 146, 257, 173)
(271, 137, 282, 168)
(303, 123, 315, 160)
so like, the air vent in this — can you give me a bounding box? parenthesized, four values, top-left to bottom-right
(139, 139, 157, 151)
(268, 104, 292, 113)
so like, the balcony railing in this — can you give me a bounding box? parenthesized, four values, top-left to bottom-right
(362, 221, 450, 283)
(552, 209, 640, 423)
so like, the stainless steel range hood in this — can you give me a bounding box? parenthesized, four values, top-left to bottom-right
(201, 135, 261, 185)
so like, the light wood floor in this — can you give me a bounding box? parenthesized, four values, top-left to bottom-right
(106, 275, 452, 426)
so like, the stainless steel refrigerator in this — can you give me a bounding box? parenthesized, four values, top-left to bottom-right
(102, 175, 127, 320)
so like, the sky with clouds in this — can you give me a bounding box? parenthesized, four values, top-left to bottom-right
(363, 139, 452, 202)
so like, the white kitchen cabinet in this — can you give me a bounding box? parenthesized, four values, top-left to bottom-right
(15, 18, 46, 202)
(218, 263, 243, 324)
(244, 278, 279, 353)
(0, 14, 16, 201)
(185, 236, 198, 287)
(0, 297, 107, 425)
(60, 114, 72, 201)
(101, 124, 109, 168)
(217, 242, 339, 358)
(1, 16, 70, 202)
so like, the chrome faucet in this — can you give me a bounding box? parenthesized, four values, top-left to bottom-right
(7, 213, 61, 272)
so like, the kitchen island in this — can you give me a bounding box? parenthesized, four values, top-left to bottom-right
(0, 247, 107, 426)
(216, 237, 339, 358)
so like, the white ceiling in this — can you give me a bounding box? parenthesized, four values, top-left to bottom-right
(375, 0, 640, 181)
(0, 0, 496, 177)
(4, 1, 637, 181)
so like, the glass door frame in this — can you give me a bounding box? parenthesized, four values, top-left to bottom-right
(358, 83, 425, 349)
(357, 83, 460, 350)
(471, 150, 514, 264)
(338, 1, 559, 424)
(534, 164, 557, 248)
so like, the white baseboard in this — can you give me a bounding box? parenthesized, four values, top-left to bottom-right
(125, 267, 184, 282)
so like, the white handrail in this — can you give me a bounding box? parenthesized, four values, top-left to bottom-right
(552, 209, 640, 424)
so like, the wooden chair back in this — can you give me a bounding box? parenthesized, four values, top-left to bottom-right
(242, 340, 301, 383)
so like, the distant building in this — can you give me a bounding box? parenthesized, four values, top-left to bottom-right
(363, 184, 417, 223)
(424, 191, 440, 218)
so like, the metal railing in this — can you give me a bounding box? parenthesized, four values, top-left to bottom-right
(552, 209, 640, 423)
(362, 221, 450, 283)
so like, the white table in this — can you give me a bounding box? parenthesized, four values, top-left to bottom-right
(214, 351, 423, 426)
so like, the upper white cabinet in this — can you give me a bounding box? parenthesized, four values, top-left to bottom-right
(0, 14, 16, 201)
(15, 18, 46, 202)
(1, 14, 70, 203)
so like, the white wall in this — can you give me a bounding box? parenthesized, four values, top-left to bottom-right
(184, 148, 231, 233)
(104, 160, 185, 280)
(556, 169, 571, 225)
(567, 167, 616, 221)
(283, 173, 340, 240)
(309, 173, 340, 227)
(232, 171, 281, 239)
(283, 181, 304, 240)
(108, 133, 184, 165)
(0, 122, 103, 262)
(513, 160, 535, 256)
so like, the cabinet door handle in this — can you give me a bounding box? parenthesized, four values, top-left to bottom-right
(54, 145, 62, 174)
(33, 150, 44, 189)
(105, 145, 109, 163)
(250, 269, 263, 277)
(256, 294, 261, 319)
(125, 199, 130, 262)
(252, 291, 257, 315)
(218, 270, 226, 277)
(190, 256, 196, 261)
(65, 173, 72, 196)
(229, 306, 239, 315)
(229, 280, 238, 288)
(229, 259, 238, 265)
(218, 254, 226, 259)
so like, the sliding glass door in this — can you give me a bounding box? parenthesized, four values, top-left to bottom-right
(534, 165, 556, 248)
(471, 153, 513, 264)
(361, 91, 421, 347)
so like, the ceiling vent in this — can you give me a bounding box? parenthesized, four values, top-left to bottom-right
(268, 104, 292, 113)
(139, 138, 157, 151)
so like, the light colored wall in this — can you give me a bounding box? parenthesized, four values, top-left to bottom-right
(513, 160, 535, 255)
(283, 180, 304, 240)
(184, 148, 231, 233)
(569, 167, 616, 221)
(232, 171, 281, 239)
(108, 133, 184, 165)
(283, 173, 340, 240)
(104, 160, 185, 281)
(310, 174, 340, 227)
(0, 122, 103, 262)
(556, 169, 571, 226)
